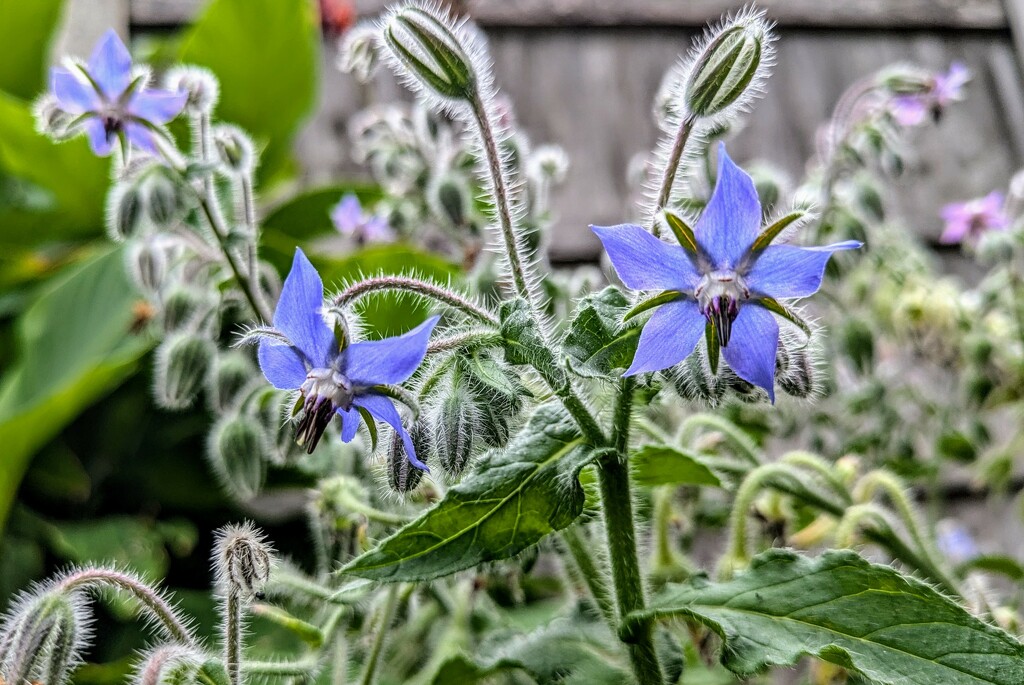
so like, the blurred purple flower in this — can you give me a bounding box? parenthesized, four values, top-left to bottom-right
(593, 143, 860, 401)
(330, 194, 393, 243)
(257, 249, 438, 468)
(891, 61, 970, 127)
(936, 519, 979, 566)
(940, 191, 1009, 245)
(49, 30, 187, 156)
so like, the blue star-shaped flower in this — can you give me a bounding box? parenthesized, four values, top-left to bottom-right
(258, 249, 438, 469)
(49, 30, 187, 156)
(593, 143, 861, 401)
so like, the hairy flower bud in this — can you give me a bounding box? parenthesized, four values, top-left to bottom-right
(106, 182, 145, 241)
(161, 287, 203, 332)
(776, 340, 819, 399)
(212, 124, 255, 176)
(668, 351, 727, 405)
(0, 590, 86, 685)
(145, 169, 185, 227)
(428, 172, 471, 227)
(381, 4, 477, 102)
(214, 522, 272, 600)
(338, 22, 380, 83)
(387, 423, 428, 493)
(128, 240, 167, 294)
(208, 351, 257, 413)
(166, 66, 219, 114)
(155, 334, 215, 409)
(33, 94, 76, 140)
(208, 414, 268, 501)
(683, 9, 773, 120)
(434, 388, 477, 478)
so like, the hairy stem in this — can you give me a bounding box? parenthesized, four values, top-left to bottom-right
(335, 275, 498, 326)
(225, 589, 242, 685)
(359, 585, 400, 685)
(651, 115, 696, 237)
(599, 378, 664, 685)
(58, 568, 196, 646)
(470, 93, 533, 304)
(560, 526, 616, 631)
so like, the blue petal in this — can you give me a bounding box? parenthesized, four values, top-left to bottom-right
(354, 394, 428, 471)
(274, 248, 336, 367)
(87, 29, 132, 99)
(592, 224, 699, 291)
(624, 298, 704, 376)
(50, 67, 99, 114)
(721, 305, 779, 402)
(125, 121, 157, 154)
(83, 118, 114, 156)
(746, 241, 862, 299)
(345, 316, 439, 387)
(337, 405, 362, 443)
(695, 143, 762, 268)
(258, 341, 307, 389)
(128, 90, 187, 124)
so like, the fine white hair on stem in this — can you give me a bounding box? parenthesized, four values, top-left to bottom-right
(641, 5, 776, 227)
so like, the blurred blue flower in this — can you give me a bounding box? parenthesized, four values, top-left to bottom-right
(330, 193, 394, 243)
(258, 248, 438, 468)
(49, 29, 187, 156)
(891, 61, 970, 127)
(593, 143, 860, 401)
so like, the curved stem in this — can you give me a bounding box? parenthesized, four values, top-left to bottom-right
(678, 413, 762, 466)
(651, 115, 696, 237)
(58, 568, 196, 646)
(359, 585, 400, 685)
(599, 378, 664, 685)
(427, 329, 501, 355)
(470, 93, 533, 304)
(560, 526, 616, 631)
(334, 275, 498, 326)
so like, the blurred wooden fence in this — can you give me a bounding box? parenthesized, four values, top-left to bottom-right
(56, 0, 1024, 262)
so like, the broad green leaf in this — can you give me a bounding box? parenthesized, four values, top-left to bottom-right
(0, 92, 109, 247)
(178, 0, 319, 183)
(564, 286, 641, 375)
(631, 445, 721, 487)
(0, 0, 65, 99)
(46, 516, 172, 582)
(343, 404, 597, 581)
(628, 549, 1024, 684)
(0, 247, 151, 532)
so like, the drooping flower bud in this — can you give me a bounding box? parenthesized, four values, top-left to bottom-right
(428, 172, 471, 228)
(386, 423, 428, 494)
(0, 589, 87, 685)
(33, 94, 76, 140)
(214, 522, 272, 600)
(208, 351, 257, 413)
(776, 338, 820, 400)
(212, 124, 256, 176)
(380, 3, 477, 103)
(208, 414, 269, 501)
(434, 387, 477, 479)
(338, 21, 381, 83)
(106, 182, 145, 241)
(682, 8, 774, 121)
(161, 287, 204, 332)
(668, 351, 727, 406)
(145, 168, 186, 228)
(127, 240, 167, 294)
(155, 333, 215, 409)
(166, 66, 220, 114)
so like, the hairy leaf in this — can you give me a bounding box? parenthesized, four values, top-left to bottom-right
(628, 549, 1024, 684)
(342, 404, 596, 581)
(631, 445, 721, 487)
(564, 286, 640, 375)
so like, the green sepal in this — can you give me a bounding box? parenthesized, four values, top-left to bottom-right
(356, 406, 377, 451)
(750, 210, 806, 254)
(662, 210, 700, 254)
(704, 321, 720, 375)
(624, 290, 685, 321)
(756, 297, 812, 338)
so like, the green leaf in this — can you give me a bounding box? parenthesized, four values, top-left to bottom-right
(564, 286, 641, 375)
(47, 516, 171, 581)
(0, 0, 65, 99)
(0, 92, 109, 247)
(342, 403, 597, 581)
(178, 0, 319, 183)
(628, 549, 1024, 684)
(631, 445, 721, 487)
(0, 247, 151, 532)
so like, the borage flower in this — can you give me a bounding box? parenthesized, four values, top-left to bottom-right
(49, 29, 186, 156)
(890, 61, 970, 127)
(330, 194, 394, 243)
(593, 143, 860, 401)
(939, 191, 1009, 245)
(256, 248, 437, 469)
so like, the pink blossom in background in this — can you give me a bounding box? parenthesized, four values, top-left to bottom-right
(940, 191, 1009, 244)
(330, 193, 394, 243)
(891, 61, 970, 127)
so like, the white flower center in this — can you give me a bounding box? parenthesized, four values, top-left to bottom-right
(695, 270, 750, 346)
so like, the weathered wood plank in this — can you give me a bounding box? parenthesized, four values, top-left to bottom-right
(130, 0, 1008, 29)
(56, 0, 129, 57)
